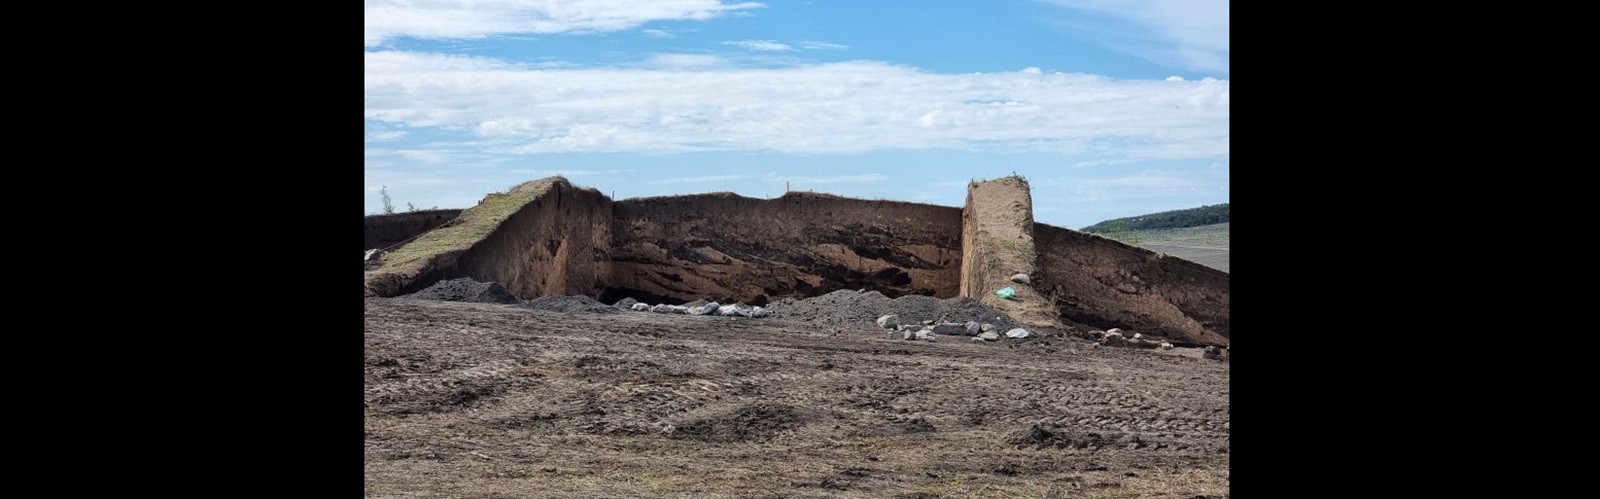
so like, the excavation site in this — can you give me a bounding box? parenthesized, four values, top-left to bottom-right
(364, 175, 1230, 498)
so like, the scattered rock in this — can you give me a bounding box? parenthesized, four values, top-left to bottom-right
(1203, 346, 1229, 361)
(1131, 333, 1143, 340)
(1004, 328, 1032, 339)
(650, 304, 672, 313)
(686, 301, 719, 315)
(764, 289, 1020, 331)
(1107, 328, 1123, 336)
(932, 323, 968, 335)
(965, 321, 981, 335)
(972, 337, 988, 343)
(981, 323, 994, 332)
(1159, 342, 1174, 350)
(877, 314, 899, 329)
(1080, 329, 1106, 341)
(979, 331, 1000, 341)
(630, 303, 651, 311)
(750, 306, 771, 318)
(667, 305, 689, 314)
(922, 319, 935, 326)
(1010, 273, 1031, 284)
(902, 330, 915, 341)
(1100, 335, 1128, 347)
(365, 248, 385, 262)
(914, 330, 937, 342)
(613, 297, 640, 309)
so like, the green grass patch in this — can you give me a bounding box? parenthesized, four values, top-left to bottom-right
(381, 178, 556, 273)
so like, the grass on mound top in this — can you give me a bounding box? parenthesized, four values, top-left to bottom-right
(381, 178, 558, 273)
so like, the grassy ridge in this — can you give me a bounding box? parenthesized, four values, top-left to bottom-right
(381, 178, 557, 273)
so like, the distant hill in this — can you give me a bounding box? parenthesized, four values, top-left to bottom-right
(1080, 203, 1229, 233)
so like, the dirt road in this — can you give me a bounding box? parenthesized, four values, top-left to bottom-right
(365, 298, 1230, 498)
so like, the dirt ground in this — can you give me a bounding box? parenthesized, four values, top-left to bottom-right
(365, 298, 1230, 498)
(1142, 243, 1228, 273)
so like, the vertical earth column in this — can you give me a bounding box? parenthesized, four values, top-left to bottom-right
(959, 176, 1059, 328)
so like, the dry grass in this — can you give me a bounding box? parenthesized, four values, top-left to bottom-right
(381, 178, 557, 273)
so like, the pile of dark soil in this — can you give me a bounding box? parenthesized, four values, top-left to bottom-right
(522, 295, 620, 314)
(766, 290, 1019, 330)
(402, 278, 520, 304)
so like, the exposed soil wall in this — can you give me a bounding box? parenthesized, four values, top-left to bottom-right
(607, 192, 963, 305)
(362, 176, 1229, 346)
(445, 182, 612, 299)
(364, 210, 462, 250)
(1033, 223, 1230, 345)
(958, 177, 1058, 328)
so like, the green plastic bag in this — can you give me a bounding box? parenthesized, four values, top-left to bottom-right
(996, 287, 1016, 299)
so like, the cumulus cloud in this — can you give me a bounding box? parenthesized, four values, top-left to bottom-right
(641, 53, 728, 69)
(723, 39, 792, 51)
(1038, 0, 1228, 73)
(364, 51, 1228, 157)
(365, 0, 765, 46)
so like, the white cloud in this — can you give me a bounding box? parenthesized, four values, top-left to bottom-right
(641, 29, 675, 38)
(365, 0, 766, 46)
(508, 168, 600, 176)
(365, 51, 1228, 157)
(764, 173, 888, 184)
(796, 40, 849, 50)
(1165, 75, 1185, 82)
(649, 174, 750, 184)
(366, 130, 408, 142)
(724, 39, 792, 51)
(726, 39, 847, 51)
(367, 148, 456, 162)
(642, 53, 727, 69)
(1038, 0, 1228, 73)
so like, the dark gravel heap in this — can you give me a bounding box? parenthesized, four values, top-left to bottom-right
(402, 278, 520, 304)
(765, 289, 1020, 330)
(522, 295, 621, 314)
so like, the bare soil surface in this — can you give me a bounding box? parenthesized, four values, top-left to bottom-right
(365, 298, 1230, 497)
(1122, 223, 1229, 273)
(1142, 244, 1228, 273)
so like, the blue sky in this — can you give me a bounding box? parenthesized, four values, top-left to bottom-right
(364, 0, 1228, 229)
